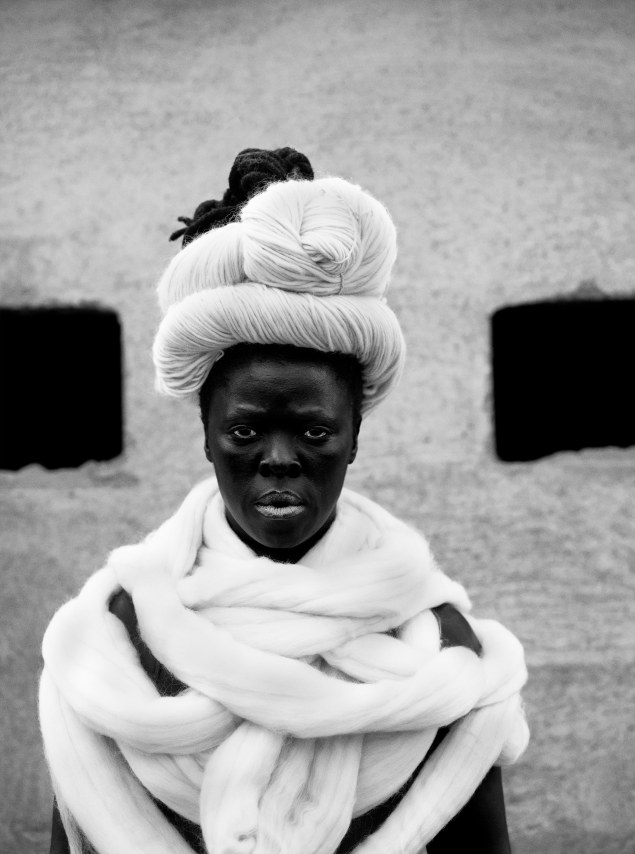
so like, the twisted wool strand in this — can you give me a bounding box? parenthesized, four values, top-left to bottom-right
(40, 479, 529, 854)
(153, 178, 405, 413)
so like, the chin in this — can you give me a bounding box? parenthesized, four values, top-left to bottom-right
(254, 523, 310, 550)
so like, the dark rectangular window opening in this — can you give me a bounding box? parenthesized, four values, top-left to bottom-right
(492, 297, 635, 462)
(0, 305, 123, 471)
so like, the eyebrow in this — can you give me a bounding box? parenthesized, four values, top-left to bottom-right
(225, 405, 267, 416)
(224, 405, 337, 420)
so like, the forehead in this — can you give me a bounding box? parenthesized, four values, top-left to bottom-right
(208, 354, 353, 417)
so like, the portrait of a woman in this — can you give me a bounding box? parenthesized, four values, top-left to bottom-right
(39, 147, 529, 854)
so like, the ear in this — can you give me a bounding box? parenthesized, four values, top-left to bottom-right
(348, 420, 360, 464)
(204, 439, 212, 463)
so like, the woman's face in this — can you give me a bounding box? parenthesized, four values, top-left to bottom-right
(204, 351, 359, 558)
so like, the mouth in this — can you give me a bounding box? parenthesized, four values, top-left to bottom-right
(254, 491, 306, 519)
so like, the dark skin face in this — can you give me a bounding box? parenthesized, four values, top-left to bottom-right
(204, 353, 360, 563)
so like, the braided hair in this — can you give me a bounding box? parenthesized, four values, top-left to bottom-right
(169, 147, 314, 245)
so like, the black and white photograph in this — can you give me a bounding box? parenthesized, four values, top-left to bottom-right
(1, 2, 633, 853)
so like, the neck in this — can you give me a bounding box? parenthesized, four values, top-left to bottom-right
(224, 510, 336, 563)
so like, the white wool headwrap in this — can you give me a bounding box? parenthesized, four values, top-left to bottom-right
(153, 177, 406, 413)
(40, 478, 529, 854)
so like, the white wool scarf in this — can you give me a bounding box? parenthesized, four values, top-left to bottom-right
(40, 479, 529, 854)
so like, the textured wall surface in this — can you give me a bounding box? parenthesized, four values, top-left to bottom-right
(1, 1, 634, 852)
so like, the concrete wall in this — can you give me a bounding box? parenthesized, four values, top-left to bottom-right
(1, 1, 633, 851)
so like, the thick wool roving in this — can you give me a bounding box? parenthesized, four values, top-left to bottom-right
(153, 177, 406, 413)
(40, 480, 529, 854)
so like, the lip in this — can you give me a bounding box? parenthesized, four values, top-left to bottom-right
(254, 491, 306, 520)
(255, 490, 304, 507)
(254, 504, 305, 519)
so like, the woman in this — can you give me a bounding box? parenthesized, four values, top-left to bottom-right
(40, 148, 529, 854)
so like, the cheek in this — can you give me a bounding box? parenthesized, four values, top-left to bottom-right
(209, 449, 253, 518)
(207, 443, 257, 502)
(309, 446, 352, 490)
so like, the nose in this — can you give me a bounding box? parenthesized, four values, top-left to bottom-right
(258, 433, 301, 478)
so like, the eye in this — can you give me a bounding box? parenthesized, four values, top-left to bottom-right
(230, 426, 258, 441)
(303, 426, 331, 441)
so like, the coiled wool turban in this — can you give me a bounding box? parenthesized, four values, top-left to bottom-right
(153, 175, 406, 414)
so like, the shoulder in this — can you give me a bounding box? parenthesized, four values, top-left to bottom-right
(432, 603, 482, 655)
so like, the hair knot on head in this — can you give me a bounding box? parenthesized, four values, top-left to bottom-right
(169, 146, 314, 246)
(240, 177, 396, 299)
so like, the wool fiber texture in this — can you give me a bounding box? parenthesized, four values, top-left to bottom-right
(40, 479, 529, 854)
(153, 177, 406, 413)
